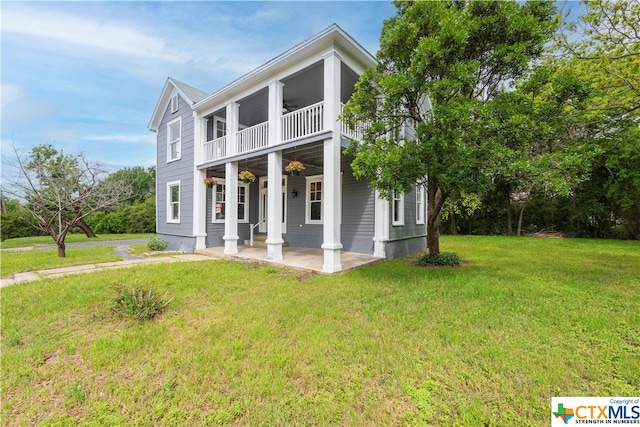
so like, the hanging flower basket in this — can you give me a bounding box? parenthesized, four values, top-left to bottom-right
(285, 160, 306, 176)
(238, 170, 255, 183)
(204, 177, 217, 187)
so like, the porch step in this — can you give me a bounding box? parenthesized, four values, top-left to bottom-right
(244, 233, 289, 248)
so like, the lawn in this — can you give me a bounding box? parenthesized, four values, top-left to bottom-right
(0, 234, 148, 249)
(1, 236, 638, 425)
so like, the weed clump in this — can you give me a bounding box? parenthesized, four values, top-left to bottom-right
(147, 235, 168, 251)
(111, 285, 172, 321)
(416, 252, 462, 267)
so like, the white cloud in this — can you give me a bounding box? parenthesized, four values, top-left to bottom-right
(85, 133, 155, 145)
(1, 84, 24, 109)
(2, 5, 188, 63)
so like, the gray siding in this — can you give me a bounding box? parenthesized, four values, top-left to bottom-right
(205, 181, 257, 247)
(156, 94, 195, 250)
(386, 188, 427, 258)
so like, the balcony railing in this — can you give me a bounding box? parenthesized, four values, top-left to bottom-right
(204, 136, 227, 162)
(340, 103, 367, 142)
(281, 101, 324, 143)
(237, 121, 269, 154)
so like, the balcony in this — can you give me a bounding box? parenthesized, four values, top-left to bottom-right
(202, 102, 327, 163)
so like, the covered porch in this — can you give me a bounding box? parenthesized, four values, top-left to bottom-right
(196, 245, 383, 275)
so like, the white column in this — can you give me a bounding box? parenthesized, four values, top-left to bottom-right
(268, 79, 284, 147)
(373, 190, 389, 258)
(193, 111, 207, 250)
(321, 50, 343, 273)
(266, 151, 284, 261)
(223, 161, 239, 254)
(226, 102, 240, 156)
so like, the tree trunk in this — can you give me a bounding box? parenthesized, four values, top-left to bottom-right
(506, 194, 512, 235)
(516, 203, 526, 236)
(57, 241, 66, 257)
(76, 218, 97, 238)
(450, 212, 457, 235)
(427, 178, 446, 255)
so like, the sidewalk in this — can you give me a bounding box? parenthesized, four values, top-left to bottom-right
(0, 254, 218, 288)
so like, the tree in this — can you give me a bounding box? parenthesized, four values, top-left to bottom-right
(342, 0, 559, 254)
(5, 144, 133, 257)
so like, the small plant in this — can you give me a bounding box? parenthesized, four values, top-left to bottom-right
(111, 285, 172, 321)
(238, 170, 256, 183)
(285, 160, 305, 174)
(416, 252, 462, 267)
(147, 235, 168, 251)
(67, 381, 87, 404)
(203, 177, 217, 187)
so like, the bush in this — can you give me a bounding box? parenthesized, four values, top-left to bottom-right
(147, 235, 168, 251)
(111, 285, 172, 321)
(416, 252, 462, 267)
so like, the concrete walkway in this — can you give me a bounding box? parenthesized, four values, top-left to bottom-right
(0, 253, 216, 288)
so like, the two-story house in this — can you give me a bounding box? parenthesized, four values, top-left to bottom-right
(148, 24, 427, 273)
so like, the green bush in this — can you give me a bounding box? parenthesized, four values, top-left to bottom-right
(147, 235, 168, 251)
(111, 285, 172, 321)
(416, 252, 462, 266)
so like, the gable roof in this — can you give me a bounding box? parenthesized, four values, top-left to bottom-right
(148, 78, 209, 132)
(194, 23, 376, 112)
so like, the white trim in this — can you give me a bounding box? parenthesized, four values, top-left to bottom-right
(212, 179, 250, 224)
(416, 185, 425, 225)
(305, 174, 324, 225)
(258, 176, 288, 233)
(392, 191, 404, 226)
(167, 117, 182, 162)
(166, 180, 181, 223)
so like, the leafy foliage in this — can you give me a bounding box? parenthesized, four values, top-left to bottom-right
(111, 285, 172, 321)
(147, 235, 168, 251)
(416, 252, 462, 267)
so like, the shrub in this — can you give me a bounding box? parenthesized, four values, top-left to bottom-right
(111, 285, 172, 321)
(416, 252, 462, 267)
(147, 235, 168, 251)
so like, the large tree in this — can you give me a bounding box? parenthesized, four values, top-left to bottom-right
(5, 144, 133, 257)
(342, 0, 559, 254)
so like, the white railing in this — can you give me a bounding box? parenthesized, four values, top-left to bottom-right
(340, 103, 366, 142)
(203, 136, 227, 162)
(281, 101, 324, 142)
(236, 121, 269, 154)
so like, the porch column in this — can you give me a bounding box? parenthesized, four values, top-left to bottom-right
(268, 79, 284, 147)
(373, 190, 389, 258)
(321, 50, 343, 273)
(193, 111, 207, 250)
(223, 161, 239, 254)
(226, 102, 240, 156)
(266, 150, 284, 261)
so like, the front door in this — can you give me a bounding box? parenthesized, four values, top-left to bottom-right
(258, 176, 287, 233)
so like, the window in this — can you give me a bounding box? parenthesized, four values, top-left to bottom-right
(213, 180, 249, 223)
(305, 175, 323, 224)
(392, 191, 404, 226)
(415, 185, 425, 225)
(167, 118, 181, 162)
(167, 181, 180, 223)
(171, 94, 179, 113)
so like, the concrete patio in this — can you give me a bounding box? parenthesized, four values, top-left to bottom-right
(196, 245, 384, 274)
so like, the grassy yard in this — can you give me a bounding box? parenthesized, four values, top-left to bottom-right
(1, 236, 638, 425)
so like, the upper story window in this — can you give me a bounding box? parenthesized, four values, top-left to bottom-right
(167, 181, 180, 223)
(305, 175, 323, 224)
(167, 117, 181, 162)
(170, 94, 179, 113)
(416, 185, 425, 225)
(213, 180, 250, 223)
(392, 191, 404, 226)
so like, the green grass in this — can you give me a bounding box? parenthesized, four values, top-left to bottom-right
(1, 236, 638, 425)
(0, 234, 148, 249)
(1, 246, 122, 277)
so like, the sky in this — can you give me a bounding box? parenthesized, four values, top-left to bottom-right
(1, 0, 397, 173)
(1, 1, 585, 177)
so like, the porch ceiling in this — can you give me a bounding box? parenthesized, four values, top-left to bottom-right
(205, 140, 332, 178)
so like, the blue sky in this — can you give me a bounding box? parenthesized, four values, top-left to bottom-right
(1, 1, 396, 172)
(1, 1, 585, 175)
